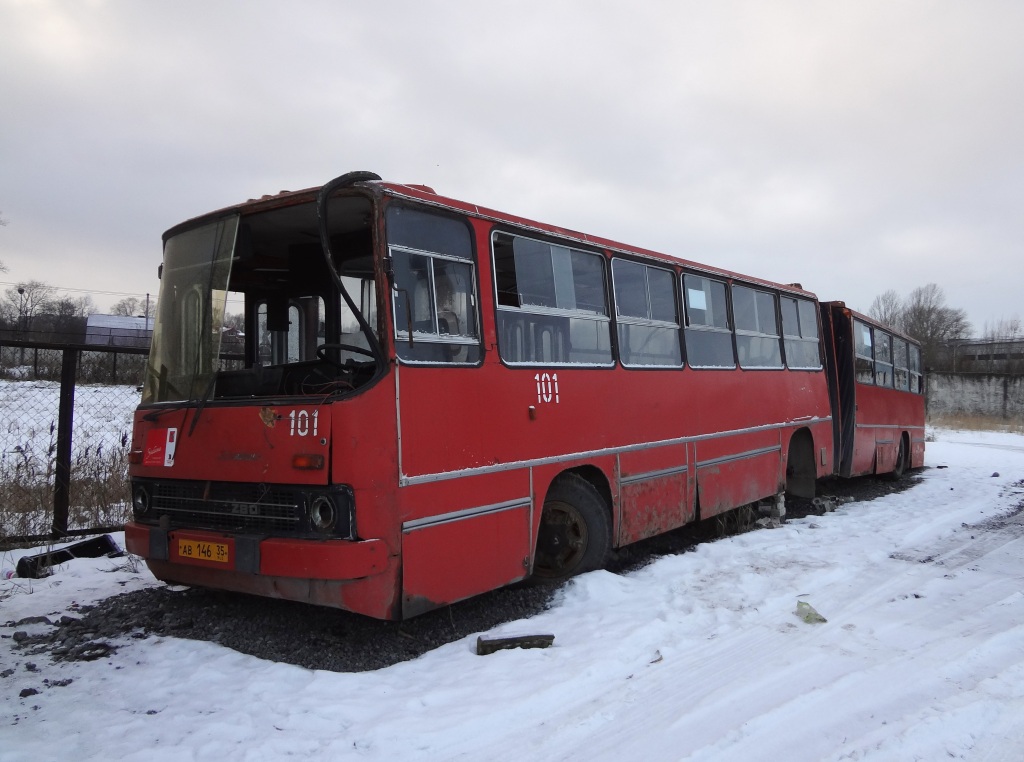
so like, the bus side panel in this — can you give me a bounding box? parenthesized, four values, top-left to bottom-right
(850, 423, 879, 476)
(911, 429, 926, 468)
(694, 429, 783, 518)
(399, 470, 533, 618)
(402, 506, 531, 618)
(849, 384, 926, 476)
(617, 444, 693, 546)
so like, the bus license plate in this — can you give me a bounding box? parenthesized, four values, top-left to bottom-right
(177, 539, 229, 564)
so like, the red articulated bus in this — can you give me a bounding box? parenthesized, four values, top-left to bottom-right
(124, 171, 924, 620)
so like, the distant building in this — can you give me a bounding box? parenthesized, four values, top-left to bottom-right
(85, 314, 154, 349)
(940, 338, 1024, 374)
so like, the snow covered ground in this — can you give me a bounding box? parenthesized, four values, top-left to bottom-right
(2, 428, 1023, 761)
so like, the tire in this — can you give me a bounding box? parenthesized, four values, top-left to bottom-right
(888, 436, 907, 481)
(532, 473, 611, 582)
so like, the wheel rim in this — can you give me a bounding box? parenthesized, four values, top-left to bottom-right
(534, 500, 589, 578)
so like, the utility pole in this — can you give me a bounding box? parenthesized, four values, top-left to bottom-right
(17, 286, 26, 365)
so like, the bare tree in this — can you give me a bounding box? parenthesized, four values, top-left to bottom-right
(981, 315, 1022, 341)
(111, 296, 142, 317)
(51, 294, 97, 319)
(111, 295, 156, 319)
(901, 283, 971, 369)
(1, 280, 57, 327)
(868, 289, 904, 332)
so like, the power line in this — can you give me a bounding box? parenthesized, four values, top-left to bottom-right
(0, 280, 154, 300)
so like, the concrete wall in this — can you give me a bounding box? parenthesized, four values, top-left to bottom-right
(928, 372, 1024, 420)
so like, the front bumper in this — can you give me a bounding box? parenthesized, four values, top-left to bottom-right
(124, 522, 387, 581)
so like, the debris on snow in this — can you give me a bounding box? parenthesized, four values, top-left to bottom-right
(476, 634, 555, 655)
(795, 600, 827, 624)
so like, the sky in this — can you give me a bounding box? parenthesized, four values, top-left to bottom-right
(1, 1, 1022, 332)
(3, 427, 1024, 759)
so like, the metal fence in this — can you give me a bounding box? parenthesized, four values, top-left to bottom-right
(0, 339, 146, 545)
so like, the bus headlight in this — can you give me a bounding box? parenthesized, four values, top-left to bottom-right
(309, 495, 337, 533)
(132, 485, 150, 516)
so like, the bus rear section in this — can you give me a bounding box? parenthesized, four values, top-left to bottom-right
(821, 302, 926, 479)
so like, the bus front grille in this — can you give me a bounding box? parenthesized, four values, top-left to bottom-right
(149, 481, 301, 534)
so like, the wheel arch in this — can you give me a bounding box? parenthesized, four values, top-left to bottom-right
(530, 463, 614, 582)
(556, 464, 613, 514)
(785, 426, 817, 499)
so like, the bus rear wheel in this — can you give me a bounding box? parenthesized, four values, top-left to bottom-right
(888, 436, 907, 481)
(532, 474, 611, 582)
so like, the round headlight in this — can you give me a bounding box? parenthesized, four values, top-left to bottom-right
(310, 495, 336, 532)
(132, 485, 150, 516)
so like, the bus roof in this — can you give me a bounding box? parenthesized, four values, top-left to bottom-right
(163, 173, 820, 300)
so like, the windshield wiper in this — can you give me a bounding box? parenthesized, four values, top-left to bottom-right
(187, 375, 217, 437)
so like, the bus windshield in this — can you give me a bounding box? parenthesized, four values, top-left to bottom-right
(142, 193, 382, 405)
(143, 216, 238, 403)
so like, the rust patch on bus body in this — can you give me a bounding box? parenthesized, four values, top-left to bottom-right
(259, 407, 277, 427)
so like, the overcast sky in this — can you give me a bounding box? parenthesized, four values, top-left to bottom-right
(1, 1, 1021, 332)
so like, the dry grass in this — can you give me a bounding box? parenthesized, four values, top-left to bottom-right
(0, 440, 131, 540)
(927, 412, 1024, 435)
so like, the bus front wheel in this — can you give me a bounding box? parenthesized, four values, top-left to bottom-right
(532, 474, 611, 582)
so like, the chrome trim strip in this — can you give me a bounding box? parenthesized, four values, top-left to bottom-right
(620, 464, 689, 485)
(402, 497, 532, 532)
(855, 423, 926, 430)
(696, 445, 781, 469)
(399, 417, 830, 486)
(395, 363, 404, 482)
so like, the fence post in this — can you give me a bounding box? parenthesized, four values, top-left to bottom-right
(53, 348, 79, 535)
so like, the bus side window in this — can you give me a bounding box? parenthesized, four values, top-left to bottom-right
(893, 337, 910, 391)
(780, 296, 822, 370)
(874, 331, 893, 387)
(386, 206, 481, 365)
(612, 258, 682, 368)
(492, 231, 612, 366)
(908, 343, 922, 393)
(854, 319, 874, 384)
(732, 285, 783, 369)
(683, 274, 735, 368)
